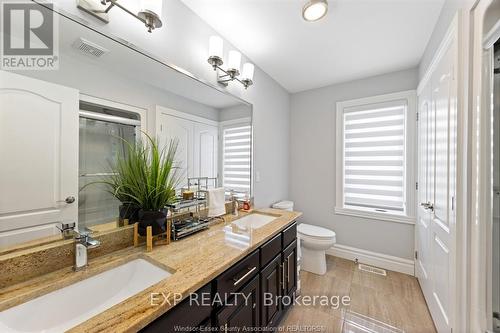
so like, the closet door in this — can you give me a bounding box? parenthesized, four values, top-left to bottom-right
(158, 114, 194, 185)
(416, 32, 457, 333)
(416, 83, 433, 300)
(0, 71, 79, 247)
(193, 123, 218, 179)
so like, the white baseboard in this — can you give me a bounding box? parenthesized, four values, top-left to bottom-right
(326, 244, 415, 276)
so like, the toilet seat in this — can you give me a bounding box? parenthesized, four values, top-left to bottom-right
(297, 223, 336, 240)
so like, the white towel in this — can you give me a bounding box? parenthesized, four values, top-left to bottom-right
(207, 187, 226, 217)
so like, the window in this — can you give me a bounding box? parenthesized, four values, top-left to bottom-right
(335, 91, 416, 224)
(221, 120, 252, 195)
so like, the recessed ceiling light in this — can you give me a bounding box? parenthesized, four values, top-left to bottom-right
(302, 0, 328, 22)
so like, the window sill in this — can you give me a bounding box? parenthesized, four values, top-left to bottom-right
(334, 207, 416, 225)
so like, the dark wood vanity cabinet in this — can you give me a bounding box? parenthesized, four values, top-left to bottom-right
(282, 240, 298, 309)
(216, 274, 260, 331)
(140, 284, 212, 333)
(141, 221, 297, 333)
(261, 254, 283, 327)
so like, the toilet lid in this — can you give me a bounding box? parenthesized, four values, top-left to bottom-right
(297, 223, 336, 239)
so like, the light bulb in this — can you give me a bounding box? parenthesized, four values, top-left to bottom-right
(302, 0, 328, 22)
(242, 63, 254, 81)
(140, 0, 162, 17)
(227, 50, 242, 72)
(208, 36, 223, 59)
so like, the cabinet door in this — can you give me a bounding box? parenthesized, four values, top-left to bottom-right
(0, 71, 79, 247)
(261, 255, 282, 327)
(283, 240, 298, 302)
(140, 284, 212, 332)
(217, 274, 260, 331)
(158, 114, 194, 185)
(193, 123, 218, 179)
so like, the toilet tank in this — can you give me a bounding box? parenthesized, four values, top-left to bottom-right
(272, 200, 294, 211)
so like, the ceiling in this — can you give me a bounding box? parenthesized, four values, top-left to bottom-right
(181, 0, 445, 93)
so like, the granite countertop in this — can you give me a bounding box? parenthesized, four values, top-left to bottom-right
(0, 208, 301, 332)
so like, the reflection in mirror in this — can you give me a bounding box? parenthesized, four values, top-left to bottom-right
(0, 3, 252, 253)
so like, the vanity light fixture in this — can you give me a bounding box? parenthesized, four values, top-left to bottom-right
(77, 0, 163, 33)
(207, 36, 254, 89)
(302, 0, 328, 22)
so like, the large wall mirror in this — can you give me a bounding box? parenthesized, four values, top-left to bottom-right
(0, 2, 252, 253)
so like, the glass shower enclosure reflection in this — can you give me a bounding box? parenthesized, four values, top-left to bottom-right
(78, 112, 138, 230)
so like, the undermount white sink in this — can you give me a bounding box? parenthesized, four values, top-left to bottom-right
(0, 258, 171, 333)
(232, 213, 277, 230)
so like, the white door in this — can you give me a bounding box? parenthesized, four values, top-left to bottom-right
(416, 36, 457, 333)
(416, 83, 433, 300)
(0, 71, 79, 247)
(158, 114, 194, 185)
(193, 123, 218, 179)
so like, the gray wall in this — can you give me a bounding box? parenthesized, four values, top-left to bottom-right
(419, 0, 462, 79)
(51, 0, 291, 208)
(19, 53, 221, 121)
(219, 105, 252, 122)
(289, 68, 419, 260)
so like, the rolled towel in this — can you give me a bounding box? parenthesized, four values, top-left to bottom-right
(207, 187, 226, 217)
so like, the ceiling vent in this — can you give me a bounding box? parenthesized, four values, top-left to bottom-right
(72, 38, 109, 58)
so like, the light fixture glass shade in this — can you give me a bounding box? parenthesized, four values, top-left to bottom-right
(208, 36, 223, 59)
(302, 0, 328, 22)
(140, 0, 163, 16)
(241, 63, 255, 81)
(227, 50, 242, 71)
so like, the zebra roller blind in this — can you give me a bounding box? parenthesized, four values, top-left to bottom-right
(342, 100, 407, 214)
(222, 122, 252, 194)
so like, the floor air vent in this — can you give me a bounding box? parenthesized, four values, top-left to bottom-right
(72, 38, 109, 58)
(358, 264, 387, 276)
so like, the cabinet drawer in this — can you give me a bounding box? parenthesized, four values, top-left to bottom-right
(260, 233, 282, 267)
(282, 222, 297, 248)
(217, 250, 259, 297)
(140, 283, 212, 332)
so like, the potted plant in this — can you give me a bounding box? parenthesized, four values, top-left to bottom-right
(100, 133, 181, 235)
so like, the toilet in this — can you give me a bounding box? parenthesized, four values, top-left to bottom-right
(271, 200, 294, 211)
(297, 223, 336, 275)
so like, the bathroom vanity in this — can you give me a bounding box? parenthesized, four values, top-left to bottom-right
(0, 209, 301, 332)
(141, 219, 298, 332)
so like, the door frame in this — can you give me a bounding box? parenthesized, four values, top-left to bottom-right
(416, 11, 468, 333)
(469, 0, 500, 331)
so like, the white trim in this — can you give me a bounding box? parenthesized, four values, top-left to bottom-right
(335, 90, 417, 223)
(417, 18, 458, 94)
(79, 93, 148, 130)
(155, 105, 219, 127)
(326, 244, 415, 276)
(219, 117, 252, 127)
(334, 207, 415, 225)
(483, 17, 500, 49)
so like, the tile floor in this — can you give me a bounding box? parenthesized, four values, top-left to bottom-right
(280, 256, 436, 333)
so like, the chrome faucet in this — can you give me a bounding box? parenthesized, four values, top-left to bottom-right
(74, 230, 101, 271)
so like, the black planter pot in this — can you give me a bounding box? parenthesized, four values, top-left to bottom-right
(118, 204, 140, 227)
(138, 209, 168, 236)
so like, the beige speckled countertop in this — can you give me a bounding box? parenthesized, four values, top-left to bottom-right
(0, 208, 301, 333)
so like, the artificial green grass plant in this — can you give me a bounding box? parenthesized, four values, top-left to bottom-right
(100, 133, 181, 211)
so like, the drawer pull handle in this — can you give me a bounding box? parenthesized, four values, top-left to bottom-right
(233, 266, 257, 286)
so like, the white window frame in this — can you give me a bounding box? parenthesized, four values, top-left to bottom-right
(335, 90, 417, 225)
